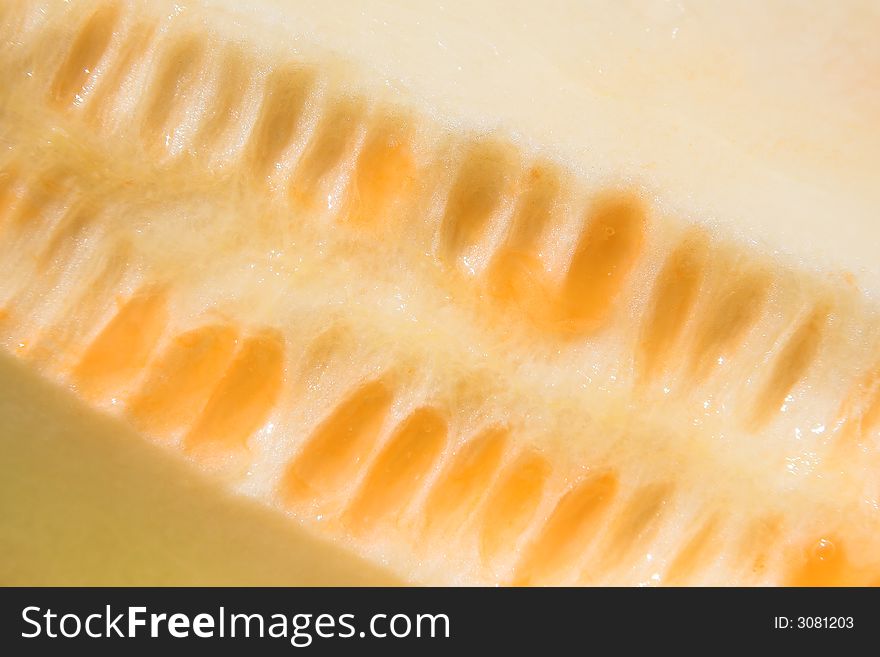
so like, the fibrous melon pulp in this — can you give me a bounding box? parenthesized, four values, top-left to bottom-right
(1, 0, 880, 586)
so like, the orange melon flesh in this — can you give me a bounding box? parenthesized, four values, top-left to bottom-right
(1, 0, 879, 586)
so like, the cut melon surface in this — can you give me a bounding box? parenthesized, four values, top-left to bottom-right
(0, 349, 399, 585)
(1, 0, 879, 586)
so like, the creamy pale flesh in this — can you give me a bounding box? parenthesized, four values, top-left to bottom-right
(1, 0, 880, 586)
(212, 0, 880, 292)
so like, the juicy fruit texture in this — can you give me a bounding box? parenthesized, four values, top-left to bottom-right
(0, 349, 399, 586)
(1, 0, 880, 586)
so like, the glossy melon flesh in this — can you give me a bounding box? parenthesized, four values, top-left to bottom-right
(1, 0, 880, 586)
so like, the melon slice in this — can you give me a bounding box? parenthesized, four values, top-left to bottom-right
(1, 0, 879, 586)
